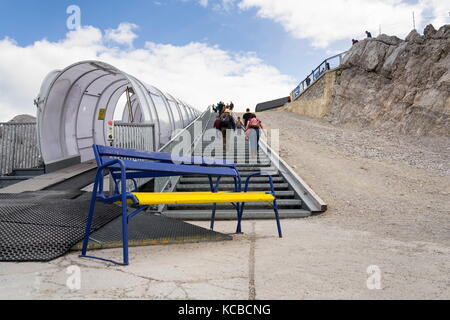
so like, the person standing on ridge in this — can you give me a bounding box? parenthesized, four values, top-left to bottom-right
(365, 31, 372, 38)
(305, 76, 311, 87)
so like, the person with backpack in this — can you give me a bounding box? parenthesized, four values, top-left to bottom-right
(245, 114, 263, 158)
(218, 109, 236, 153)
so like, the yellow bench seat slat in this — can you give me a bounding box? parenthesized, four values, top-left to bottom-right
(131, 192, 275, 205)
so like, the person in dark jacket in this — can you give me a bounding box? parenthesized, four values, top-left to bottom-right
(365, 31, 372, 38)
(216, 101, 225, 114)
(219, 109, 236, 153)
(243, 108, 253, 127)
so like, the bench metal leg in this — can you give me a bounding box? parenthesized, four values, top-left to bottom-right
(81, 171, 100, 257)
(237, 172, 283, 237)
(236, 203, 244, 234)
(121, 200, 129, 265)
(80, 167, 129, 266)
(273, 199, 283, 238)
(209, 176, 221, 230)
(120, 169, 129, 265)
(210, 206, 217, 230)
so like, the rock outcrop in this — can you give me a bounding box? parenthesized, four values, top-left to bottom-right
(328, 24, 450, 136)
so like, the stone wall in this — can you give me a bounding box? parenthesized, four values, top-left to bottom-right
(284, 71, 336, 119)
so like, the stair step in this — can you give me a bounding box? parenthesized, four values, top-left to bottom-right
(0, 176, 31, 189)
(186, 172, 281, 179)
(194, 154, 266, 157)
(11, 168, 45, 177)
(179, 176, 285, 184)
(0, 176, 31, 181)
(167, 199, 301, 210)
(162, 209, 312, 220)
(177, 183, 290, 191)
(187, 170, 280, 177)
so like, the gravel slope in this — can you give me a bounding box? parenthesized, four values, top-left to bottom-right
(259, 110, 450, 246)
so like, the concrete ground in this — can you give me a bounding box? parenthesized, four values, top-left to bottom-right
(0, 218, 448, 299)
(1, 110, 449, 300)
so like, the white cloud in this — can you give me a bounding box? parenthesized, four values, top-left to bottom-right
(0, 24, 294, 121)
(198, 0, 209, 7)
(238, 0, 448, 48)
(186, 0, 237, 11)
(105, 22, 139, 47)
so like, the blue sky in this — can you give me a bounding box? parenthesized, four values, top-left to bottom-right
(0, 0, 448, 119)
(0, 0, 337, 79)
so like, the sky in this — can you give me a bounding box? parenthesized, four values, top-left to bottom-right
(0, 0, 448, 120)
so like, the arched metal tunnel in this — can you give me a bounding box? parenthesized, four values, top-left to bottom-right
(35, 60, 200, 166)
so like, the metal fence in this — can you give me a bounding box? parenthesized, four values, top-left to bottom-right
(290, 51, 348, 101)
(0, 122, 42, 176)
(114, 122, 155, 152)
(0, 116, 206, 195)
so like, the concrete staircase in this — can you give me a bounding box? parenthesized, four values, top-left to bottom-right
(162, 123, 311, 220)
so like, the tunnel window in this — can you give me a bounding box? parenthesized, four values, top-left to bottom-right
(151, 94, 172, 146)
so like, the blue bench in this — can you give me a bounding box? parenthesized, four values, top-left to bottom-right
(80, 145, 282, 265)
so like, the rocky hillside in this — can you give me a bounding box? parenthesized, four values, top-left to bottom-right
(329, 24, 449, 136)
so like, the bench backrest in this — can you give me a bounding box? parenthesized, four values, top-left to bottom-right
(92, 145, 235, 168)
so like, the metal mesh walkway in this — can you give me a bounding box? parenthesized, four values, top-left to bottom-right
(0, 192, 121, 262)
(72, 213, 232, 251)
(0, 191, 232, 262)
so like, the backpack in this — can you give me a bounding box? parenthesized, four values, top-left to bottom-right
(248, 118, 260, 129)
(219, 113, 233, 129)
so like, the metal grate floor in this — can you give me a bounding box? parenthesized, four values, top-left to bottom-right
(0, 191, 232, 262)
(72, 213, 233, 250)
(0, 192, 121, 262)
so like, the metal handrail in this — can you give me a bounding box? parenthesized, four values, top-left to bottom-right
(154, 107, 212, 205)
(290, 51, 348, 101)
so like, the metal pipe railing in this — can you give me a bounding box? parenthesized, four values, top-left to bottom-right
(154, 107, 212, 195)
(290, 51, 348, 101)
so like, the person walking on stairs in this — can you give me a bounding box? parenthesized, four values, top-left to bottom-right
(218, 108, 236, 154)
(245, 114, 263, 159)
